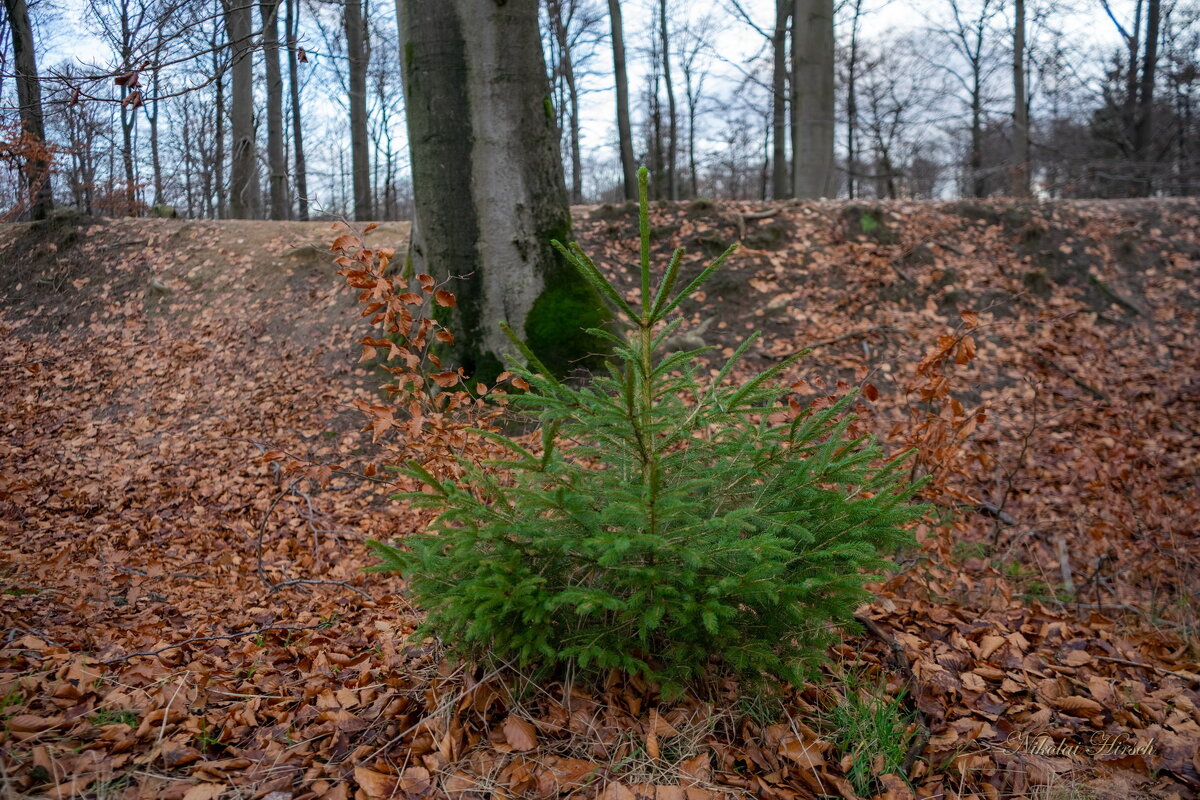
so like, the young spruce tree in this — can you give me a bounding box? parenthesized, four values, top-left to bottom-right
(369, 168, 924, 696)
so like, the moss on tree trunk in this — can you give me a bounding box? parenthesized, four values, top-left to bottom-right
(397, 0, 608, 383)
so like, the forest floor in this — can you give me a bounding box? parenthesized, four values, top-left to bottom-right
(1, 198, 1198, 800)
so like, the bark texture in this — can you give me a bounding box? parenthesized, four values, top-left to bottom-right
(791, 0, 834, 198)
(4, 0, 53, 219)
(608, 0, 637, 200)
(223, 0, 259, 219)
(396, 0, 607, 380)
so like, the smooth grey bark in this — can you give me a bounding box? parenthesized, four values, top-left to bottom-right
(659, 0, 678, 200)
(261, 0, 289, 218)
(345, 0, 372, 219)
(771, 0, 791, 199)
(608, 0, 637, 200)
(285, 0, 308, 220)
(791, 0, 834, 198)
(1011, 0, 1030, 196)
(223, 0, 258, 218)
(397, 0, 603, 380)
(3, 0, 53, 219)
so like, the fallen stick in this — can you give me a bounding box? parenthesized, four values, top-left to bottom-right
(773, 325, 901, 360)
(1054, 535, 1075, 593)
(1017, 345, 1111, 404)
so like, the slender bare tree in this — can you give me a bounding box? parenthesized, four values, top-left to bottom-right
(936, 0, 1002, 197)
(285, 0, 308, 219)
(260, 0, 288, 218)
(608, 0, 637, 199)
(343, 0, 372, 219)
(3, 0, 54, 219)
(772, 0, 791, 198)
(1011, 0, 1030, 195)
(659, 0, 679, 200)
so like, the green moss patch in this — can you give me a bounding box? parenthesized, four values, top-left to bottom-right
(524, 276, 611, 379)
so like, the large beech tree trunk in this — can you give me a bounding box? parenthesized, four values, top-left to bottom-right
(223, 0, 259, 218)
(261, 0, 289, 218)
(791, 0, 834, 198)
(4, 0, 53, 219)
(345, 0, 372, 219)
(608, 0, 637, 201)
(396, 0, 606, 381)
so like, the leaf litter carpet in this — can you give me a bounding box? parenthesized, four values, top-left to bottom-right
(1, 200, 1199, 799)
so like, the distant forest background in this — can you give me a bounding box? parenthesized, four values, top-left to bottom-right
(3, 0, 1198, 221)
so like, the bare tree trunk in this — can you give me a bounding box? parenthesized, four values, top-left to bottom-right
(649, 32, 663, 197)
(345, 0, 372, 219)
(396, 0, 606, 381)
(285, 0, 308, 220)
(146, 68, 164, 207)
(182, 109, 195, 217)
(224, 0, 259, 219)
(608, 0, 637, 200)
(659, 0, 678, 200)
(4, 0, 53, 219)
(211, 19, 227, 219)
(548, 0, 583, 203)
(1124, 0, 1144, 154)
(846, 0, 862, 199)
(1011, 0, 1030, 196)
(970, 69, 984, 197)
(261, 0, 289, 218)
(791, 0, 834, 198)
(120, 97, 137, 214)
(683, 62, 699, 197)
(771, 0, 790, 199)
(1133, 0, 1160, 193)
